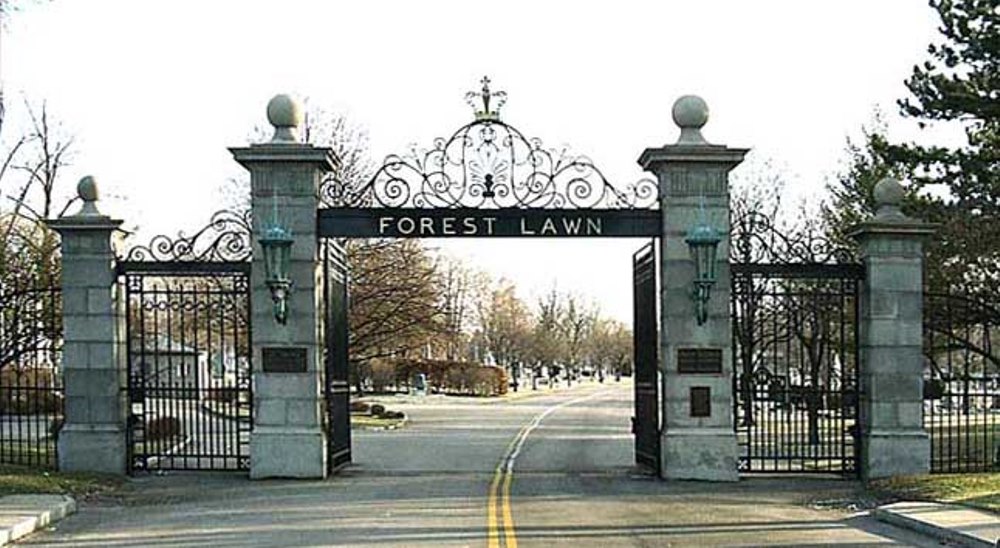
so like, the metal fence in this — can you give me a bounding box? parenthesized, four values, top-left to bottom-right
(0, 283, 63, 468)
(923, 291, 1000, 473)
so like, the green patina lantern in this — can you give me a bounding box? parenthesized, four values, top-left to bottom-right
(259, 223, 294, 325)
(685, 219, 721, 325)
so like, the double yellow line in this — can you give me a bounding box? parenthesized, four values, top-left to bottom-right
(487, 427, 522, 548)
(486, 389, 610, 547)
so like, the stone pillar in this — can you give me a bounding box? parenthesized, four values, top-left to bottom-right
(849, 178, 935, 480)
(231, 95, 337, 479)
(638, 96, 747, 481)
(47, 177, 126, 474)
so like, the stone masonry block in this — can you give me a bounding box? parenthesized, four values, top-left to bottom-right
(64, 314, 115, 344)
(86, 288, 113, 315)
(255, 398, 286, 426)
(64, 396, 90, 423)
(286, 398, 320, 427)
(863, 346, 924, 375)
(865, 263, 923, 292)
(254, 373, 318, 399)
(87, 342, 117, 369)
(864, 319, 922, 346)
(661, 428, 739, 481)
(87, 396, 122, 423)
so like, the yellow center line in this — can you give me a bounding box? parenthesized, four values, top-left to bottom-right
(501, 467, 517, 548)
(487, 388, 612, 547)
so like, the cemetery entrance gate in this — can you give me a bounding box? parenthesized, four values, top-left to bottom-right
(315, 79, 662, 475)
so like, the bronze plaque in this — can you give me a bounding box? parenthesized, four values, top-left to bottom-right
(677, 348, 723, 374)
(262, 347, 307, 373)
(690, 386, 711, 417)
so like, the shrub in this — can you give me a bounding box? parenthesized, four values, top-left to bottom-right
(370, 403, 386, 417)
(0, 389, 63, 414)
(147, 416, 182, 441)
(350, 401, 371, 414)
(370, 359, 396, 393)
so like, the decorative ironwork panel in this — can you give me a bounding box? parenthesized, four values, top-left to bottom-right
(731, 264, 861, 475)
(323, 239, 351, 473)
(320, 77, 658, 210)
(923, 292, 1000, 473)
(730, 209, 856, 265)
(123, 271, 252, 473)
(633, 242, 660, 475)
(0, 283, 62, 469)
(122, 209, 252, 264)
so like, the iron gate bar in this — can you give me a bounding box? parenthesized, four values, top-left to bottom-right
(922, 291, 1000, 473)
(122, 269, 252, 473)
(731, 263, 861, 476)
(116, 261, 251, 275)
(632, 241, 660, 475)
(0, 284, 63, 469)
(323, 239, 351, 473)
(317, 208, 662, 239)
(731, 263, 865, 279)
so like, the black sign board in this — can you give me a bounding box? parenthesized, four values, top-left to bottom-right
(677, 348, 723, 374)
(317, 208, 660, 238)
(262, 347, 308, 373)
(690, 386, 711, 417)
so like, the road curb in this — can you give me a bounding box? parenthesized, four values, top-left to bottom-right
(0, 494, 76, 546)
(354, 415, 408, 431)
(873, 501, 999, 548)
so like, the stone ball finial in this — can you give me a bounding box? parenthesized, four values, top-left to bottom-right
(75, 175, 102, 217)
(672, 95, 709, 145)
(873, 177, 906, 219)
(266, 94, 303, 144)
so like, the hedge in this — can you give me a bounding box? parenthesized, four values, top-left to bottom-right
(367, 358, 507, 396)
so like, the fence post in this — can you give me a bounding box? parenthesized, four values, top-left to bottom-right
(47, 177, 125, 474)
(231, 95, 337, 479)
(849, 177, 935, 479)
(638, 96, 747, 481)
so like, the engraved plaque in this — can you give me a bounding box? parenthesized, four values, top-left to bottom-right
(690, 386, 711, 417)
(677, 348, 723, 374)
(262, 347, 307, 373)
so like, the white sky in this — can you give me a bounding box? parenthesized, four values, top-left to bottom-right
(2, 0, 941, 324)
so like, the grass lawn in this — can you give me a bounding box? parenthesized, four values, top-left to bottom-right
(0, 464, 124, 500)
(871, 473, 1000, 514)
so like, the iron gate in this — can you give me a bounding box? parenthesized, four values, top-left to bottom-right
(632, 242, 660, 474)
(119, 211, 253, 473)
(0, 281, 62, 469)
(323, 240, 351, 473)
(923, 291, 1000, 473)
(731, 263, 862, 475)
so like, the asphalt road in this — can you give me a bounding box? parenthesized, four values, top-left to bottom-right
(24, 380, 942, 547)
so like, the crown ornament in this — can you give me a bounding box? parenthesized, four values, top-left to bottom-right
(464, 76, 507, 121)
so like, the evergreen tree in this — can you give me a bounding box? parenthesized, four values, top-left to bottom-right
(826, 0, 999, 295)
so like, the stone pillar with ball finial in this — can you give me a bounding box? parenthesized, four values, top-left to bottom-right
(849, 178, 936, 479)
(47, 176, 126, 474)
(230, 94, 338, 478)
(638, 95, 748, 481)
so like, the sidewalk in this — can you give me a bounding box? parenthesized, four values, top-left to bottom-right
(875, 501, 1000, 547)
(0, 495, 75, 546)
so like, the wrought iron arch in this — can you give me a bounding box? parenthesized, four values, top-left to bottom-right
(120, 209, 252, 265)
(319, 77, 657, 211)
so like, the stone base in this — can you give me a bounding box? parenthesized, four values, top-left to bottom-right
(58, 424, 125, 475)
(862, 429, 930, 480)
(250, 426, 327, 479)
(662, 428, 739, 481)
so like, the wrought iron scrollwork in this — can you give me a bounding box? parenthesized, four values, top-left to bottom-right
(122, 209, 252, 263)
(320, 78, 658, 210)
(730, 209, 856, 265)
